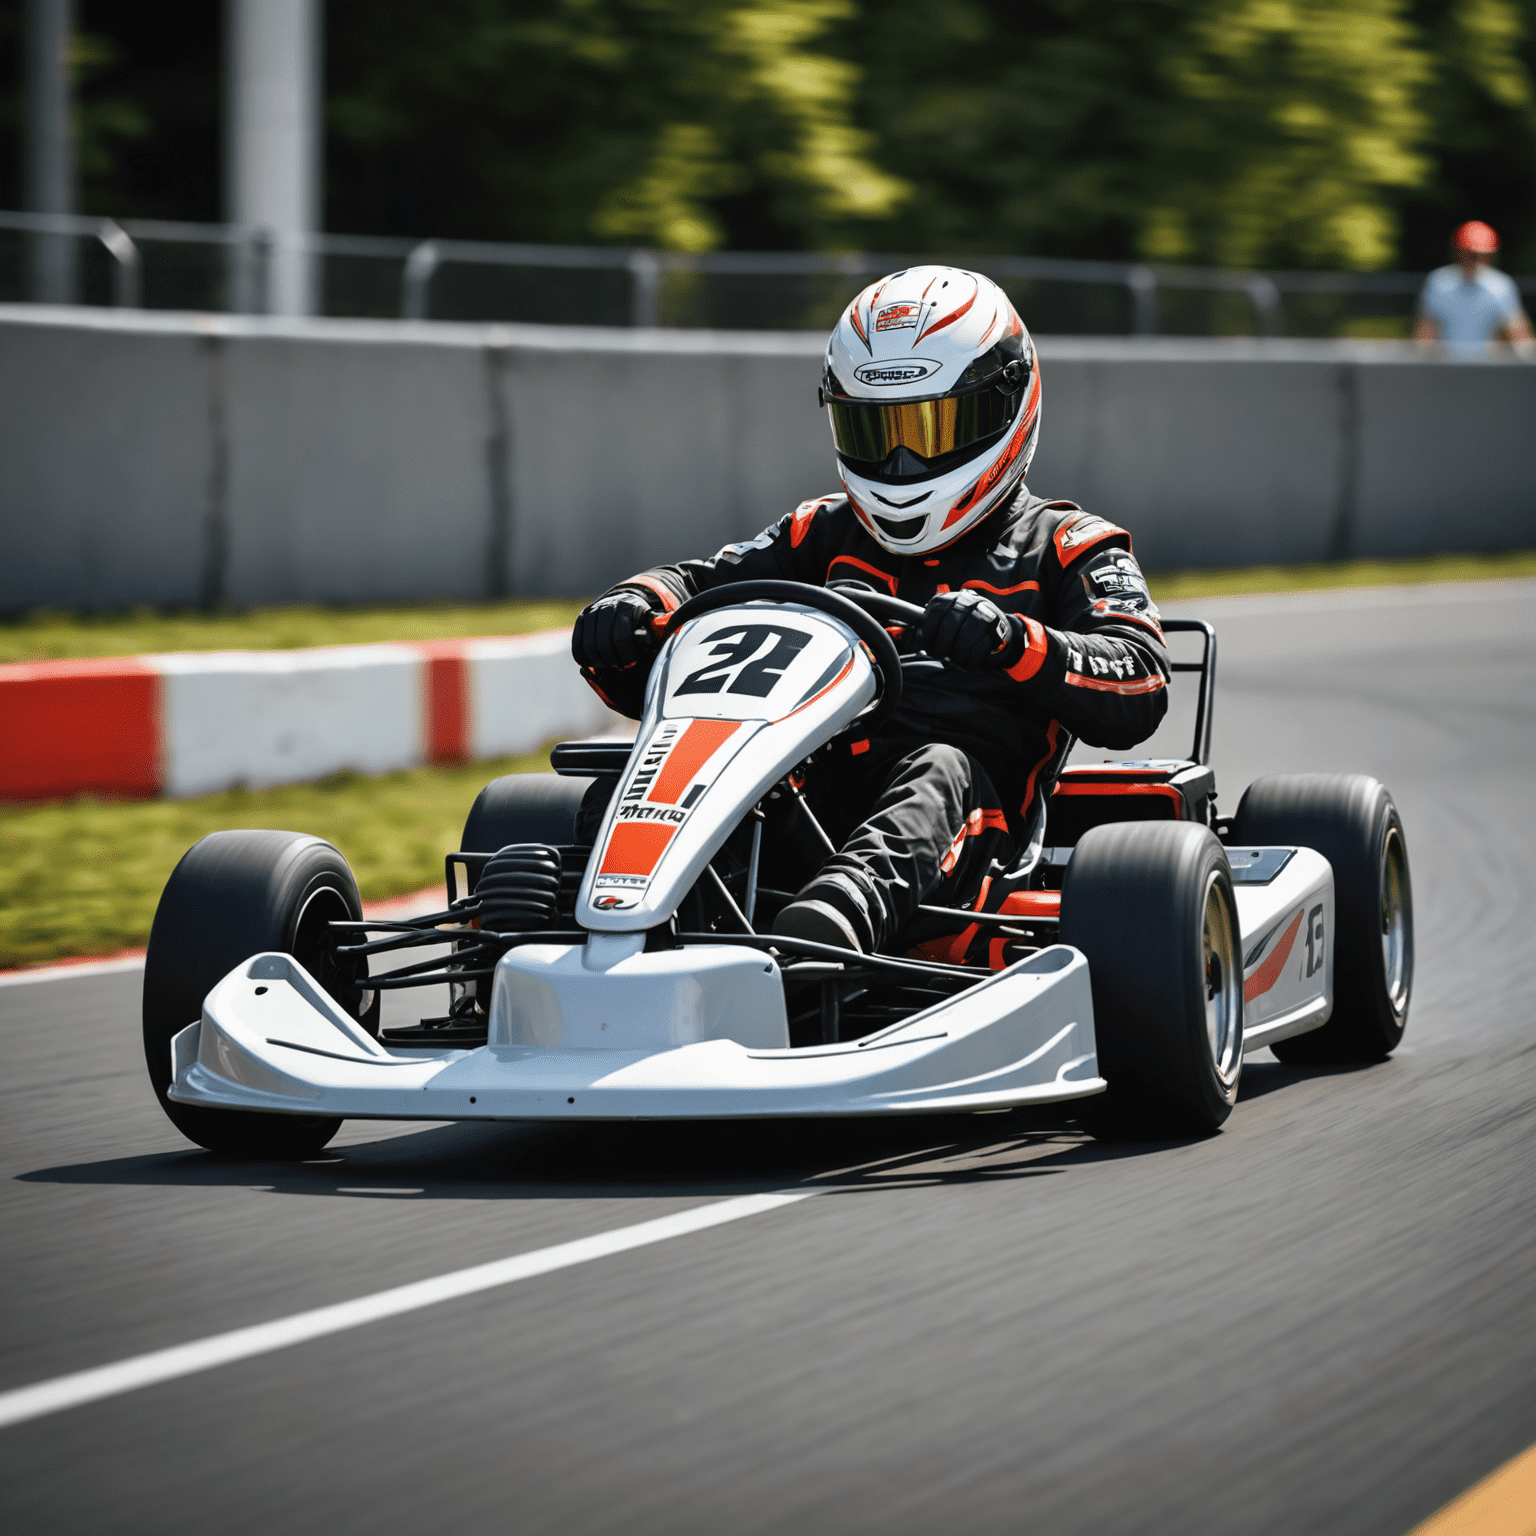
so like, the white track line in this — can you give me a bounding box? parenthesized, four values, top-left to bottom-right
(0, 1190, 813, 1431)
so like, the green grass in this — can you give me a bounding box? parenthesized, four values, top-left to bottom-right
(0, 599, 587, 665)
(0, 748, 551, 968)
(1146, 548, 1536, 603)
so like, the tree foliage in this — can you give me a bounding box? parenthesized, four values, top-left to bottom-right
(326, 0, 904, 251)
(841, 0, 1434, 269)
(4, 0, 1533, 268)
(326, 0, 1536, 268)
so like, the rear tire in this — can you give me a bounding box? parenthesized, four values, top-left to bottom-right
(461, 772, 595, 851)
(1231, 774, 1411, 1063)
(143, 830, 369, 1159)
(1062, 822, 1244, 1140)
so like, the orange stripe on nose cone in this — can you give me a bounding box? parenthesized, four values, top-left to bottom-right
(598, 822, 678, 877)
(647, 719, 740, 805)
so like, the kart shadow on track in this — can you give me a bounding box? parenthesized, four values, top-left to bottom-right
(1234, 1052, 1392, 1105)
(22, 1049, 1380, 1201)
(20, 1100, 1258, 1203)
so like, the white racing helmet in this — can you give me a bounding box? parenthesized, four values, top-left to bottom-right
(822, 266, 1041, 556)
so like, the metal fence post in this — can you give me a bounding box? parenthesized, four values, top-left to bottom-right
(97, 219, 140, 307)
(1246, 274, 1282, 337)
(627, 250, 662, 327)
(401, 240, 440, 320)
(1128, 264, 1158, 336)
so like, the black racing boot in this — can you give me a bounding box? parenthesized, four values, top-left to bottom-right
(771, 896, 864, 954)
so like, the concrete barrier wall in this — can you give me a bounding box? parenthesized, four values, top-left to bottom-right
(2, 306, 1533, 612)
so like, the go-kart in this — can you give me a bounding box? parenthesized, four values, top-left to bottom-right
(144, 580, 1413, 1157)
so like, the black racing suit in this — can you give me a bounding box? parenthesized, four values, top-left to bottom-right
(580, 487, 1171, 954)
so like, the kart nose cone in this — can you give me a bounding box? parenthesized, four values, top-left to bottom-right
(489, 941, 790, 1051)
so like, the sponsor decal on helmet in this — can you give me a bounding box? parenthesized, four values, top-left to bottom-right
(875, 301, 922, 333)
(853, 358, 943, 387)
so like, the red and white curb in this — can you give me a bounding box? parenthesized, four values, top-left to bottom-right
(0, 885, 450, 988)
(0, 629, 613, 800)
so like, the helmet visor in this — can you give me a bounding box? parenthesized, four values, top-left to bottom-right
(828, 388, 1015, 467)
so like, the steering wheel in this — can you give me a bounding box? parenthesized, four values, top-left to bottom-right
(826, 580, 926, 630)
(663, 579, 904, 731)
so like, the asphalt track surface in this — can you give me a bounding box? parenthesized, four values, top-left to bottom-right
(3, 577, 1535, 1535)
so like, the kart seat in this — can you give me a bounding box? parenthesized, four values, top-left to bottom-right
(1044, 760, 1215, 850)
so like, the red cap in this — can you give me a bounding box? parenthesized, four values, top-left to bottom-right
(1453, 220, 1499, 254)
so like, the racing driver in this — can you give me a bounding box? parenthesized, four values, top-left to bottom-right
(572, 265, 1170, 958)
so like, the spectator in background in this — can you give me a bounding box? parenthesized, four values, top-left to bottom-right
(1415, 222, 1533, 355)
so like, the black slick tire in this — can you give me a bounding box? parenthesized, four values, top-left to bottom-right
(461, 772, 595, 851)
(1061, 821, 1245, 1140)
(1231, 774, 1411, 1063)
(143, 830, 370, 1159)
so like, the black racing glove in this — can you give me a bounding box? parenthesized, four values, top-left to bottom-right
(921, 588, 1025, 671)
(571, 592, 662, 670)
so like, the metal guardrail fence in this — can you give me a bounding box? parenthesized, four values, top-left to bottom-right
(2, 209, 1532, 338)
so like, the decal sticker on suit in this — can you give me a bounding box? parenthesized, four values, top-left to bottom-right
(1055, 514, 1129, 563)
(1067, 647, 1144, 683)
(1091, 596, 1163, 625)
(721, 527, 778, 559)
(1062, 639, 1167, 696)
(1083, 555, 1153, 601)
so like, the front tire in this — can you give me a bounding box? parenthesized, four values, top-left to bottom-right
(1062, 822, 1244, 1140)
(1231, 774, 1411, 1063)
(143, 830, 370, 1159)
